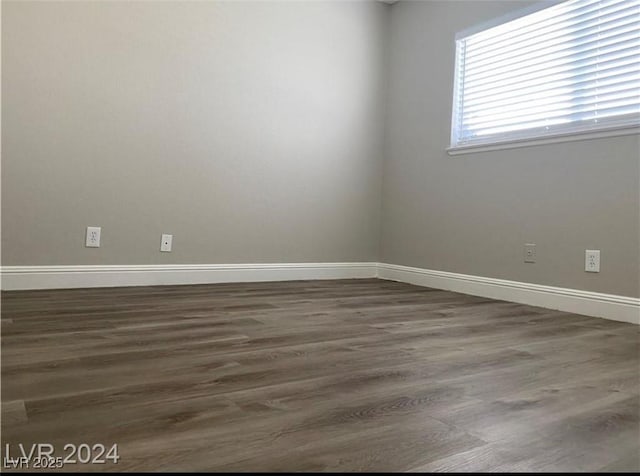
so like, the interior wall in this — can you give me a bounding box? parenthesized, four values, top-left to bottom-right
(381, 0, 640, 298)
(1, 0, 388, 265)
(3, 0, 638, 299)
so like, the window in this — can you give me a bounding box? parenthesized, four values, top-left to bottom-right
(450, 0, 640, 151)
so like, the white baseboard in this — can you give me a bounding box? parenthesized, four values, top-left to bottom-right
(0, 263, 378, 291)
(2, 262, 637, 325)
(377, 263, 640, 325)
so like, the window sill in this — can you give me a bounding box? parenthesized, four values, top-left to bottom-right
(447, 126, 640, 156)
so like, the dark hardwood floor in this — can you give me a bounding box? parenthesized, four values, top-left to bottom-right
(1, 278, 638, 472)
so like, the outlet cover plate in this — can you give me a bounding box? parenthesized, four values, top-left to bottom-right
(585, 249, 600, 272)
(85, 226, 101, 248)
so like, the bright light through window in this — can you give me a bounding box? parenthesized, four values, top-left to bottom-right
(450, 0, 640, 149)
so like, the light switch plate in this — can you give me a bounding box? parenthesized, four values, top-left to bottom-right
(160, 234, 173, 252)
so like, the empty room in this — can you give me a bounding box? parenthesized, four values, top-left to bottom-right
(1, 0, 639, 472)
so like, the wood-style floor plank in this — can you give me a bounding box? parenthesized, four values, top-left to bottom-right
(1, 278, 638, 472)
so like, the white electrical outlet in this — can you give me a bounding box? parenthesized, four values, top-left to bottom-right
(160, 234, 173, 252)
(85, 226, 101, 248)
(585, 249, 600, 273)
(524, 243, 536, 263)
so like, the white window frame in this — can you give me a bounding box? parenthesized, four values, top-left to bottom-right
(448, 0, 640, 156)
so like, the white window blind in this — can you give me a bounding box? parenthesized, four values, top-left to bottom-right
(450, 0, 640, 149)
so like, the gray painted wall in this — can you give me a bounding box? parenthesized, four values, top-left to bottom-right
(3, 0, 638, 298)
(2, 0, 388, 265)
(381, 0, 640, 297)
